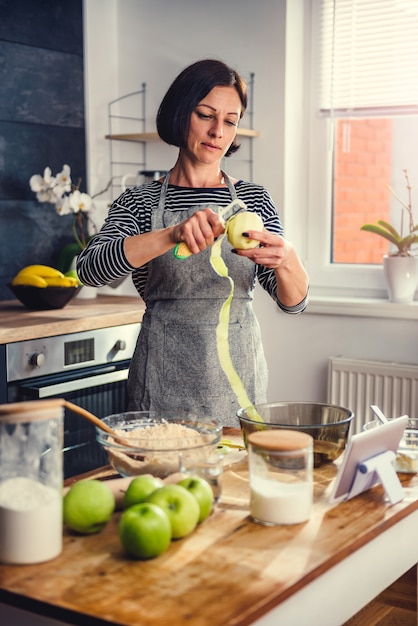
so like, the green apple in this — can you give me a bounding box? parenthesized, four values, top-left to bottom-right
(64, 268, 83, 286)
(119, 502, 172, 559)
(122, 475, 164, 509)
(63, 480, 115, 534)
(177, 476, 214, 523)
(227, 211, 264, 249)
(146, 484, 200, 539)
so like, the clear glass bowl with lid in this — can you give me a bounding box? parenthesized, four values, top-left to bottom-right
(247, 429, 314, 526)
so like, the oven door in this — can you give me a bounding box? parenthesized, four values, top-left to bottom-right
(8, 361, 131, 478)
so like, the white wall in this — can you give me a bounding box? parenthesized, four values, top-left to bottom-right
(83, 0, 418, 409)
(84, 0, 286, 199)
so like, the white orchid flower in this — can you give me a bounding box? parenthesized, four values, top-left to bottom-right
(29, 173, 46, 193)
(55, 164, 72, 194)
(69, 190, 93, 214)
(29, 164, 107, 251)
(35, 189, 55, 203)
(30, 167, 57, 204)
(55, 195, 72, 215)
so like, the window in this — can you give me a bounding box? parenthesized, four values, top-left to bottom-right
(306, 0, 418, 297)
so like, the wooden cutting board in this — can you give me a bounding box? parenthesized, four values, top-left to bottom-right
(1, 431, 418, 626)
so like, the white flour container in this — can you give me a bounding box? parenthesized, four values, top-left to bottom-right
(0, 399, 64, 564)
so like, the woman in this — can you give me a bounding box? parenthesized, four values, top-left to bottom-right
(77, 59, 309, 425)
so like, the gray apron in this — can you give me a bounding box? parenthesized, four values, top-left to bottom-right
(127, 171, 268, 425)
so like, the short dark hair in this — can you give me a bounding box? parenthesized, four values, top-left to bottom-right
(156, 59, 247, 157)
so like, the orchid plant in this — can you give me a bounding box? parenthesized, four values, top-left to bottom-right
(30, 164, 98, 250)
(361, 169, 418, 257)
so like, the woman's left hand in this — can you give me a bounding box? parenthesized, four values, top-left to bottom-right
(233, 230, 309, 307)
(232, 230, 290, 269)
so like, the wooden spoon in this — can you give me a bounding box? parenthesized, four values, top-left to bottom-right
(64, 400, 135, 447)
(0, 398, 133, 445)
(64, 400, 117, 435)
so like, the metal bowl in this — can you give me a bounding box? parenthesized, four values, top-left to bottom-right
(237, 402, 354, 467)
(96, 411, 222, 478)
(363, 417, 418, 474)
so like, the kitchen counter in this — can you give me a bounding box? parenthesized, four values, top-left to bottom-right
(0, 295, 145, 344)
(0, 433, 417, 626)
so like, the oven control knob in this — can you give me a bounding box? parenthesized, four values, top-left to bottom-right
(113, 339, 127, 352)
(29, 352, 45, 368)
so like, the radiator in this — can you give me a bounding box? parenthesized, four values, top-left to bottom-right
(327, 357, 418, 434)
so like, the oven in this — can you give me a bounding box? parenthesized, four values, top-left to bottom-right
(3, 323, 141, 478)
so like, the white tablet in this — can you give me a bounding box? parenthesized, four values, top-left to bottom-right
(329, 415, 409, 504)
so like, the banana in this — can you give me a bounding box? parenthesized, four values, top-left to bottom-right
(12, 273, 48, 288)
(44, 276, 78, 287)
(17, 264, 64, 279)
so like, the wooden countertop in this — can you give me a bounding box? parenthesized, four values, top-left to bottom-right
(0, 295, 145, 344)
(1, 432, 417, 626)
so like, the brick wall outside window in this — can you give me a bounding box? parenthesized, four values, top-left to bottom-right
(333, 118, 392, 264)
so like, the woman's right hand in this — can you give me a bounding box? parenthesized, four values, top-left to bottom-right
(171, 208, 226, 254)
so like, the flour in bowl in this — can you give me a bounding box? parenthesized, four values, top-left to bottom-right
(112, 422, 209, 449)
(105, 422, 218, 478)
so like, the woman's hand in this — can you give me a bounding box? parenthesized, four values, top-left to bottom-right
(171, 208, 226, 254)
(233, 230, 309, 307)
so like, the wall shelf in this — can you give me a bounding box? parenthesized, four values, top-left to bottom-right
(105, 128, 260, 142)
(106, 74, 258, 195)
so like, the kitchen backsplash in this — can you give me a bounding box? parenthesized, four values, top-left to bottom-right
(0, 0, 86, 301)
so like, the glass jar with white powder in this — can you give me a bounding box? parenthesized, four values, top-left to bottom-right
(248, 429, 313, 525)
(0, 399, 64, 564)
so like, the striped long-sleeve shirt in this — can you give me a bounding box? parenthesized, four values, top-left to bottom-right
(77, 180, 307, 314)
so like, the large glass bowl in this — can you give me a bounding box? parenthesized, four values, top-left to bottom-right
(237, 402, 354, 467)
(96, 411, 222, 478)
(363, 417, 418, 474)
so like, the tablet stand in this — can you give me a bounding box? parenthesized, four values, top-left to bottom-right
(348, 450, 404, 504)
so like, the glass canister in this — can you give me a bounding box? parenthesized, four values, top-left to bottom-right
(247, 429, 314, 525)
(0, 399, 64, 564)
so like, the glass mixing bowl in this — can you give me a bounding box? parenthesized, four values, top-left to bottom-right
(96, 411, 222, 478)
(237, 402, 354, 467)
(363, 417, 418, 473)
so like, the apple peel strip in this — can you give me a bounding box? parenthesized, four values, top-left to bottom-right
(209, 232, 263, 423)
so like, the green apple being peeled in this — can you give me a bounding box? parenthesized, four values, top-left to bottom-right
(122, 475, 164, 509)
(227, 211, 264, 249)
(177, 476, 214, 523)
(146, 484, 200, 539)
(63, 480, 115, 534)
(119, 502, 172, 559)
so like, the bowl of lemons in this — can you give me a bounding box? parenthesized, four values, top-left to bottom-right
(9, 264, 81, 310)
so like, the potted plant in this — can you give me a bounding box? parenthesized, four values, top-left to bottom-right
(361, 169, 418, 303)
(30, 165, 111, 298)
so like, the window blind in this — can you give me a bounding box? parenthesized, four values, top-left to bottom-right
(319, 0, 418, 117)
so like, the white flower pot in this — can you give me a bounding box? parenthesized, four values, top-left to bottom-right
(383, 255, 418, 303)
(77, 285, 98, 300)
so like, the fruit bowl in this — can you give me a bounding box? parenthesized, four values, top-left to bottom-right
(96, 411, 222, 478)
(237, 402, 354, 467)
(8, 283, 80, 310)
(363, 417, 418, 473)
